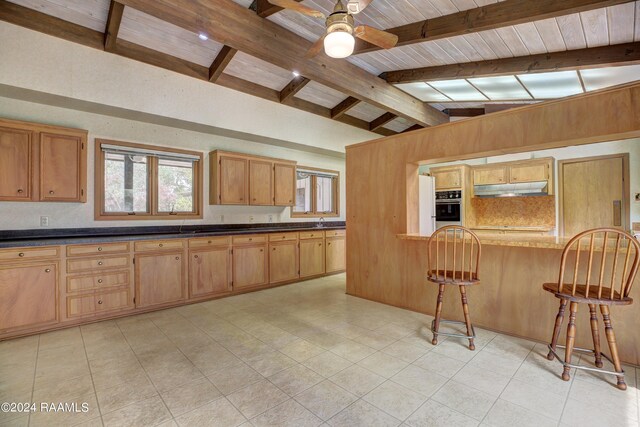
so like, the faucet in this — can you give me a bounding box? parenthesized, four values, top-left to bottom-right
(317, 217, 325, 228)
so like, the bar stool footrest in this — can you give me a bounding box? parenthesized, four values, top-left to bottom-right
(547, 344, 624, 377)
(431, 319, 476, 340)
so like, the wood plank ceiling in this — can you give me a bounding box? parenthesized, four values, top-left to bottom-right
(2, 0, 640, 132)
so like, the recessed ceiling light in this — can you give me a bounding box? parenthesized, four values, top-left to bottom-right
(292, 71, 301, 77)
(198, 33, 208, 41)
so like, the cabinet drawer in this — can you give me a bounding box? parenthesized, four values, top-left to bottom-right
(134, 240, 185, 252)
(66, 242, 130, 257)
(269, 232, 298, 242)
(299, 231, 324, 240)
(67, 255, 130, 273)
(67, 271, 129, 293)
(188, 236, 231, 248)
(0, 246, 59, 261)
(67, 289, 132, 317)
(232, 235, 267, 245)
(324, 230, 345, 238)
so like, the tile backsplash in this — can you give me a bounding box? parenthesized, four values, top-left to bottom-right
(470, 196, 556, 228)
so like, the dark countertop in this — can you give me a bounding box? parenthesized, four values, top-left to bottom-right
(0, 222, 346, 248)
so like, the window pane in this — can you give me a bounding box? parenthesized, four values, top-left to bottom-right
(104, 152, 148, 213)
(294, 173, 312, 213)
(158, 158, 195, 213)
(316, 176, 334, 213)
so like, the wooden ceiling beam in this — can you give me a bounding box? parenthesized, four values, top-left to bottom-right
(104, 1, 125, 51)
(383, 42, 640, 83)
(279, 76, 311, 103)
(209, 45, 238, 82)
(402, 124, 424, 133)
(354, 0, 634, 54)
(369, 112, 397, 131)
(331, 97, 361, 119)
(115, 0, 447, 127)
(445, 108, 486, 117)
(0, 1, 395, 136)
(253, 0, 302, 18)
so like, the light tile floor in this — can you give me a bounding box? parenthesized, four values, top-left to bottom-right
(1, 273, 639, 427)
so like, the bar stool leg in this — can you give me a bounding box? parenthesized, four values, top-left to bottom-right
(459, 285, 475, 350)
(432, 284, 445, 345)
(588, 304, 603, 368)
(562, 302, 578, 381)
(547, 298, 567, 361)
(600, 305, 626, 390)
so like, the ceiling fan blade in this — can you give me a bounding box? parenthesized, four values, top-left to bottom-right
(354, 25, 398, 49)
(305, 35, 326, 58)
(347, 0, 374, 14)
(267, 0, 326, 19)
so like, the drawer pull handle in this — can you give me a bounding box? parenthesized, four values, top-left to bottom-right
(249, 238, 252, 241)
(18, 252, 25, 257)
(17, 189, 23, 194)
(159, 243, 164, 247)
(98, 261, 103, 266)
(310, 234, 314, 237)
(98, 247, 103, 252)
(208, 241, 212, 244)
(98, 300, 103, 305)
(194, 255, 199, 259)
(44, 268, 51, 273)
(273, 247, 276, 251)
(319, 243, 322, 246)
(98, 279, 103, 284)
(260, 249, 263, 252)
(49, 190, 54, 195)
(328, 243, 331, 246)
(282, 236, 285, 239)
(175, 257, 180, 260)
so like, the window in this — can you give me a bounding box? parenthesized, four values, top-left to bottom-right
(292, 167, 339, 217)
(95, 139, 202, 220)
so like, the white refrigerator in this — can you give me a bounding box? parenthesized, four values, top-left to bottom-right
(418, 175, 436, 235)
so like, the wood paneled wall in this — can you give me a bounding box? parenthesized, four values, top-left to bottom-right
(345, 82, 640, 364)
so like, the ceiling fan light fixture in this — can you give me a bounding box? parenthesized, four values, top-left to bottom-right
(324, 31, 355, 58)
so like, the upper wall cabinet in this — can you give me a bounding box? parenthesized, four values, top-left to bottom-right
(210, 150, 296, 206)
(0, 118, 87, 203)
(473, 165, 508, 185)
(471, 158, 554, 192)
(431, 166, 463, 190)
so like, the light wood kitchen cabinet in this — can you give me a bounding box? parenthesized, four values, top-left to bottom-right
(67, 288, 132, 317)
(269, 240, 298, 284)
(0, 262, 58, 332)
(431, 167, 462, 190)
(210, 150, 296, 206)
(473, 166, 508, 185)
(189, 247, 232, 298)
(135, 252, 186, 308)
(249, 159, 274, 205)
(39, 132, 86, 202)
(218, 155, 248, 205)
(0, 125, 32, 201)
(325, 236, 346, 273)
(0, 118, 87, 203)
(299, 238, 325, 278)
(509, 162, 549, 183)
(233, 239, 268, 290)
(274, 162, 296, 206)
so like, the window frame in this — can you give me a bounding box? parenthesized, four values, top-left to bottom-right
(291, 166, 340, 218)
(95, 139, 203, 220)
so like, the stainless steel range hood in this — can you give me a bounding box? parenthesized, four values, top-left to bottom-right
(474, 181, 549, 198)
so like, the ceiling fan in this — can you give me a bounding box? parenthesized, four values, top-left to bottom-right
(267, 0, 399, 59)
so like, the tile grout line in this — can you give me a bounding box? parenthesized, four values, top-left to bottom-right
(27, 334, 40, 427)
(78, 326, 105, 427)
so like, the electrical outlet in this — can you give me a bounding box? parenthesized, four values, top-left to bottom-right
(249, 215, 254, 223)
(40, 216, 49, 227)
(268, 215, 273, 223)
(219, 214, 224, 223)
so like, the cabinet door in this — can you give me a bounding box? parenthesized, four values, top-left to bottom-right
(473, 167, 508, 185)
(232, 245, 267, 289)
(0, 126, 32, 201)
(433, 169, 462, 190)
(249, 160, 273, 205)
(299, 239, 325, 278)
(40, 132, 86, 202)
(189, 247, 231, 298)
(509, 163, 548, 183)
(269, 241, 298, 284)
(325, 237, 346, 273)
(220, 156, 248, 204)
(274, 163, 296, 206)
(135, 252, 185, 308)
(0, 263, 58, 332)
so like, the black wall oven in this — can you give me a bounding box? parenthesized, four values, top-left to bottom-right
(435, 190, 462, 226)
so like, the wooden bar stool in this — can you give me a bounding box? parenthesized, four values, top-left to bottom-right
(427, 226, 481, 350)
(544, 228, 640, 390)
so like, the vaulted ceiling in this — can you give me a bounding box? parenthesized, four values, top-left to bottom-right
(2, 0, 639, 135)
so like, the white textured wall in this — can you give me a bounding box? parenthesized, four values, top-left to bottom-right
(420, 138, 640, 230)
(0, 21, 376, 153)
(0, 97, 346, 230)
